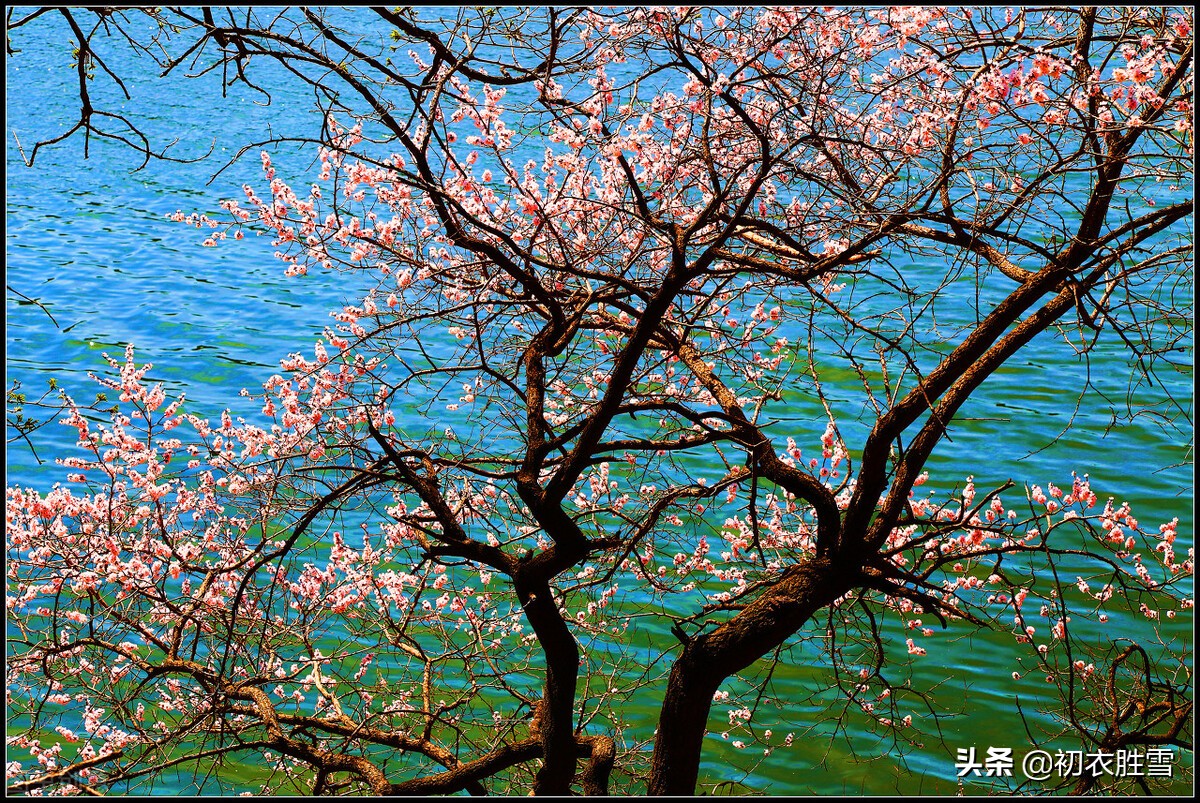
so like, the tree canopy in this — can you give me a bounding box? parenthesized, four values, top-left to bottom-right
(5, 6, 1193, 795)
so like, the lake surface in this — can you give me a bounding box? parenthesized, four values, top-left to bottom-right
(6, 10, 1193, 795)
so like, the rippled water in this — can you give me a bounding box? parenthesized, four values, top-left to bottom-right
(6, 11, 1192, 795)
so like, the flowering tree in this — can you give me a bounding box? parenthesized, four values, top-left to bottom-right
(6, 7, 1193, 796)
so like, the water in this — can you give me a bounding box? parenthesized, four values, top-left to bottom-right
(6, 10, 1193, 795)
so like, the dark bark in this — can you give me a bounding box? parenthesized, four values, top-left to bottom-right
(390, 740, 540, 795)
(516, 579, 580, 795)
(648, 558, 852, 794)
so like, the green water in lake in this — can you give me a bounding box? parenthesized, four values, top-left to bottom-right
(6, 9, 1192, 795)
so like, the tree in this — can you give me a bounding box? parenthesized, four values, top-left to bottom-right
(6, 6, 1193, 796)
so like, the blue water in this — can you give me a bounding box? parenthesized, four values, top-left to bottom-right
(5, 10, 1193, 796)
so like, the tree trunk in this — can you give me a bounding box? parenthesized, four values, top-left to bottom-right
(648, 558, 851, 794)
(517, 580, 580, 795)
(646, 646, 723, 794)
